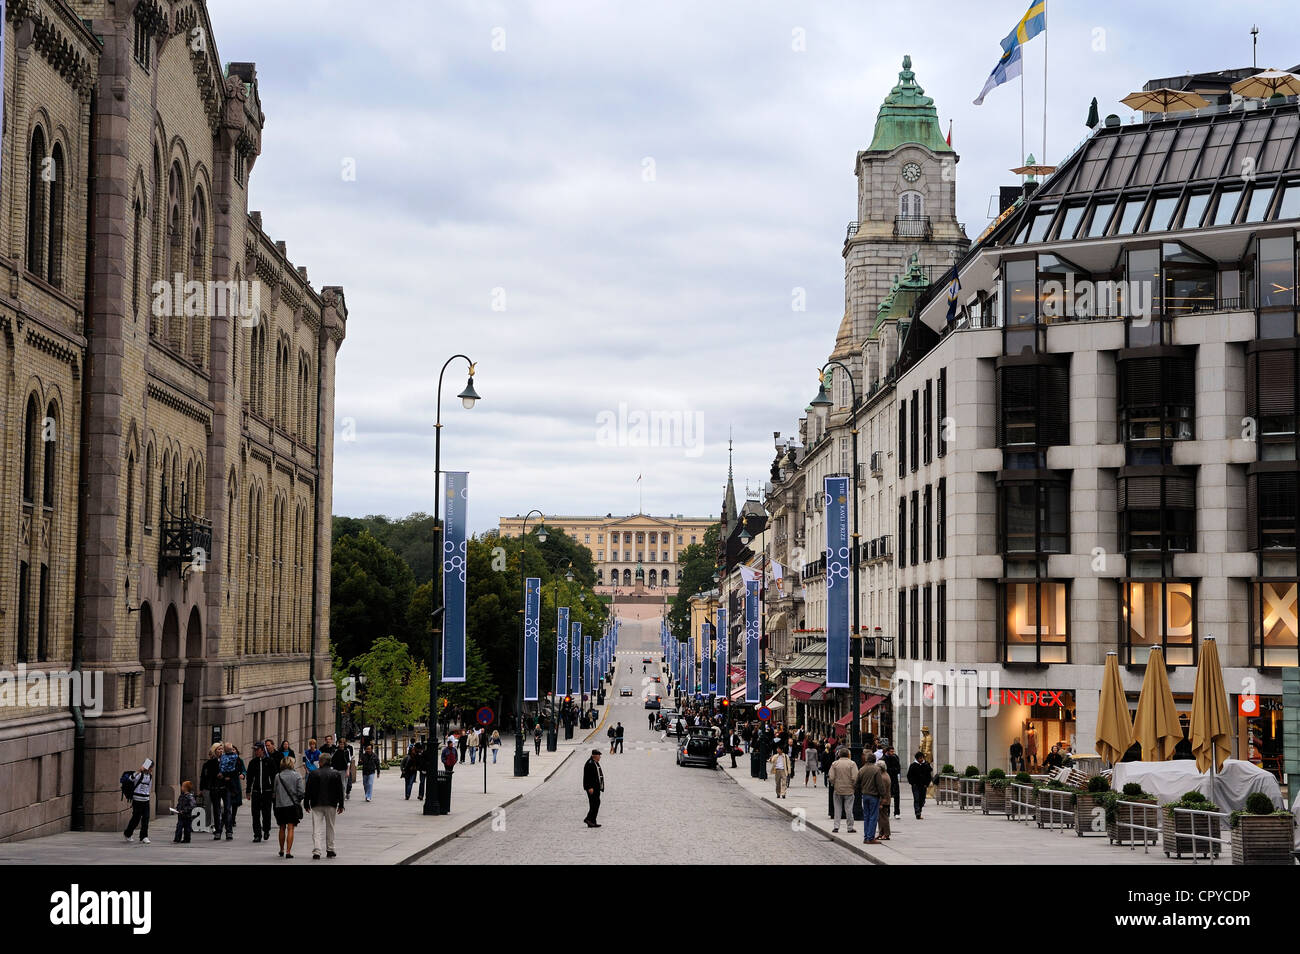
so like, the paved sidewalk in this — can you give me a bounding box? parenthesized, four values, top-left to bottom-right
(719, 757, 1173, 865)
(0, 733, 596, 866)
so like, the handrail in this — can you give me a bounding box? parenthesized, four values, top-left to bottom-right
(1036, 787, 1075, 831)
(1169, 806, 1231, 865)
(1009, 782, 1036, 824)
(1113, 798, 1160, 853)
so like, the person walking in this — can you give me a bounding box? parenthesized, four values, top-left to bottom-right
(304, 738, 322, 772)
(401, 743, 423, 800)
(457, 730, 468, 765)
(122, 761, 154, 844)
(728, 729, 741, 768)
(884, 746, 902, 818)
(246, 741, 278, 843)
(303, 750, 346, 860)
(273, 756, 305, 859)
(330, 737, 354, 800)
(172, 780, 197, 843)
(827, 748, 856, 834)
(533, 723, 543, 755)
(614, 722, 625, 753)
(906, 751, 934, 820)
(213, 744, 238, 840)
(489, 729, 502, 764)
(803, 738, 820, 787)
(768, 744, 791, 798)
(648, 711, 656, 731)
(441, 738, 458, 773)
(360, 743, 380, 801)
(199, 743, 222, 833)
(222, 744, 246, 838)
(607, 723, 616, 754)
(877, 770, 892, 841)
(480, 729, 492, 764)
(855, 753, 887, 845)
(467, 727, 479, 765)
(582, 749, 604, 828)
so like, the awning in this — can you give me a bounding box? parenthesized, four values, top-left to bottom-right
(729, 685, 746, 702)
(790, 680, 825, 702)
(765, 611, 788, 633)
(833, 694, 886, 729)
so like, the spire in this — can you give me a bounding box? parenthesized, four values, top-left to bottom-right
(866, 55, 954, 154)
(723, 432, 738, 527)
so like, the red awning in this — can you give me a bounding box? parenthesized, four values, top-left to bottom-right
(789, 680, 824, 702)
(833, 694, 885, 729)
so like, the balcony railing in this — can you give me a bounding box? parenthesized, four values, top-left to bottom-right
(894, 215, 931, 239)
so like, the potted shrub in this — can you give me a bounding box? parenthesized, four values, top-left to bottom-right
(983, 768, 1009, 816)
(1230, 792, 1295, 865)
(936, 764, 959, 806)
(1006, 771, 1035, 820)
(1073, 775, 1110, 837)
(958, 765, 983, 811)
(1162, 790, 1221, 859)
(1036, 779, 1072, 828)
(1104, 782, 1159, 846)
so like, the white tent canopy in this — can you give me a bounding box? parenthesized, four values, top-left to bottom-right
(1111, 759, 1284, 812)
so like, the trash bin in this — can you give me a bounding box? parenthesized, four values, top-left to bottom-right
(750, 751, 763, 779)
(514, 751, 529, 777)
(434, 770, 453, 815)
(546, 730, 558, 752)
(563, 723, 574, 740)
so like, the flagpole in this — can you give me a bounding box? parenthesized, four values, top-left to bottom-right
(1042, 16, 1048, 165)
(1020, 65, 1025, 173)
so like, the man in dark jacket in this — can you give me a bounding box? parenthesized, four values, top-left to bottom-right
(582, 749, 604, 828)
(245, 742, 278, 843)
(303, 756, 346, 859)
(906, 751, 934, 819)
(330, 739, 353, 799)
(883, 746, 903, 817)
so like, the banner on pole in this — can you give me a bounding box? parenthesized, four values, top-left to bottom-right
(556, 607, 569, 697)
(524, 577, 540, 701)
(744, 579, 761, 703)
(825, 476, 851, 688)
(441, 471, 469, 682)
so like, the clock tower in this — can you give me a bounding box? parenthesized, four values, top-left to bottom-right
(843, 56, 969, 347)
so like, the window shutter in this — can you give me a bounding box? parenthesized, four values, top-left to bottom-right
(1247, 474, 1259, 550)
(1039, 364, 1070, 446)
(1258, 350, 1297, 415)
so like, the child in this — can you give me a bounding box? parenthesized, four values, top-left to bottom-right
(173, 780, 197, 843)
(304, 738, 321, 772)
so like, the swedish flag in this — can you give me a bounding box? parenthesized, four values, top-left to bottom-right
(1000, 0, 1047, 55)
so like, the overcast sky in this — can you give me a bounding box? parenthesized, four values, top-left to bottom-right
(208, 0, 1298, 534)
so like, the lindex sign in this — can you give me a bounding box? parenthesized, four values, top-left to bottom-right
(987, 689, 1067, 707)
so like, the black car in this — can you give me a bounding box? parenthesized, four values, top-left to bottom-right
(676, 726, 721, 768)
(644, 695, 661, 710)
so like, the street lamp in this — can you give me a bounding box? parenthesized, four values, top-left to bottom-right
(424, 354, 479, 817)
(810, 361, 863, 762)
(515, 510, 546, 777)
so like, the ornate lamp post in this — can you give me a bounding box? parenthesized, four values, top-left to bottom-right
(810, 361, 863, 761)
(423, 355, 479, 816)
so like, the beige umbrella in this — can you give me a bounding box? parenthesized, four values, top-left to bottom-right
(1231, 69, 1300, 100)
(1095, 651, 1134, 765)
(1132, 647, 1182, 761)
(1189, 636, 1233, 774)
(1121, 88, 1211, 116)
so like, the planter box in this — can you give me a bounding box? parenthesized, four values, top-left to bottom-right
(982, 785, 1008, 816)
(958, 777, 983, 811)
(1036, 787, 1073, 828)
(935, 775, 960, 806)
(1231, 815, 1296, 865)
(1108, 799, 1159, 846)
(1162, 808, 1221, 859)
(1074, 792, 1107, 836)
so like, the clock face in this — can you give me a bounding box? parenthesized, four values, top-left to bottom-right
(902, 162, 922, 183)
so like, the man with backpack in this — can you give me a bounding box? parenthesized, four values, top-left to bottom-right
(122, 760, 154, 844)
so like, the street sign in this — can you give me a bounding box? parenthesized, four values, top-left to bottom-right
(476, 706, 495, 726)
(757, 706, 772, 721)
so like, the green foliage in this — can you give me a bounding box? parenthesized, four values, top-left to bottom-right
(330, 531, 417, 660)
(353, 636, 428, 730)
(1245, 792, 1276, 816)
(986, 768, 1006, 780)
(1013, 771, 1032, 784)
(941, 764, 956, 775)
(963, 764, 981, 778)
(441, 638, 496, 710)
(1164, 790, 1219, 820)
(1121, 782, 1146, 798)
(1086, 775, 1111, 793)
(334, 513, 438, 584)
(667, 523, 721, 640)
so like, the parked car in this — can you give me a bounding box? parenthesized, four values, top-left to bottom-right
(619, 686, 633, 697)
(677, 726, 721, 768)
(655, 711, 681, 731)
(644, 695, 662, 710)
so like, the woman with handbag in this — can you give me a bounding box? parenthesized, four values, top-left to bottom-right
(273, 756, 306, 858)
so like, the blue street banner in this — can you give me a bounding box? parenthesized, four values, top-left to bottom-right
(524, 577, 540, 701)
(571, 622, 582, 695)
(556, 607, 570, 696)
(700, 623, 711, 695)
(688, 636, 695, 694)
(825, 475, 851, 689)
(584, 631, 592, 694)
(716, 607, 727, 698)
(441, 472, 469, 682)
(744, 579, 761, 704)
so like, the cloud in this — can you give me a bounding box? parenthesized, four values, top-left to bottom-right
(208, 0, 1300, 532)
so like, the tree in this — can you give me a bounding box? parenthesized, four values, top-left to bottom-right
(353, 636, 428, 731)
(330, 531, 417, 661)
(669, 522, 721, 640)
(442, 639, 496, 710)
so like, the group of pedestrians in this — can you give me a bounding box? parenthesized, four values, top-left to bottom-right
(452, 726, 503, 765)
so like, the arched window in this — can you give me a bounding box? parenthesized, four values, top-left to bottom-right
(899, 190, 924, 218)
(596, 568, 603, 584)
(46, 143, 65, 287)
(623, 568, 631, 586)
(22, 395, 40, 503)
(43, 403, 57, 506)
(189, 189, 207, 366)
(193, 460, 204, 518)
(649, 569, 658, 587)
(132, 197, 144, 320)
(159, 449, 170, 520)
(144, 443, 155, 528)
(150, 148, 163, 300)
(167, 163, 185, 347)
(185, 459, 194, 516)
(226, 476, 237, 584)
(125, 452, 136, 555)
(27, 128, 47, 276)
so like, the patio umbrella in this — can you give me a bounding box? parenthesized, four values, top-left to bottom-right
(1120, 87, 1210, 116)
(1230, 69, 1300, 100)
(1189, 636, 1232, 774)
(1095, 651, 1133, 765)
(1132, 647, 1181, 761)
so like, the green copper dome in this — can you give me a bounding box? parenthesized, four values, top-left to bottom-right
(873, 253, 936, 333)
(866, 55, 953, 154)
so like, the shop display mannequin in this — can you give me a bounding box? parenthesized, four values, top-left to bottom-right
(919, 726, 933, 764)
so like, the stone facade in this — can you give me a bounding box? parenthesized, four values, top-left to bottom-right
(0, 1, 347, 841)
